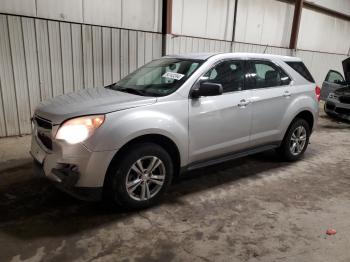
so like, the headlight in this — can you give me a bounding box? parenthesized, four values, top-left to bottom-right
(56, 115, 105, 144)
(328, 93, 338, 100)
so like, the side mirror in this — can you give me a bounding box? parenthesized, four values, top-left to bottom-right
(281, 76, 291, 86)
(191, 82, 223, 98)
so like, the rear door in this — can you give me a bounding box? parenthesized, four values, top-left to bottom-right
(321, 70, 345, 100)
(247, 60, 292, 146)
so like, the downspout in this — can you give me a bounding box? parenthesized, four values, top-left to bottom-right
(231, 0, 239, 45)
(289, 0, 304, 50)
(162, 0, 173, 56)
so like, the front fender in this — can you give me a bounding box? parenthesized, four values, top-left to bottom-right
(84, 101, 189, 166)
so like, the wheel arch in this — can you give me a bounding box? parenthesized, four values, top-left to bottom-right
(103, 134, 181, 188)
(282, 109, 315, 143)
(294, 110, 314, 131)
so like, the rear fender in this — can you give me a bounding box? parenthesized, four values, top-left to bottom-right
(280, 94, 318, 140)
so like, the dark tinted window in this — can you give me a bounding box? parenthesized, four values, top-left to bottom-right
(204, 60, 245, 93)
(286, 61, 315, 83)
(249, 61, 290, 88)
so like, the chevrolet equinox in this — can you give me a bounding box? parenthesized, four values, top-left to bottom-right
(31, 53, 319, 208)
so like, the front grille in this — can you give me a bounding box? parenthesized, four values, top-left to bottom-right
(335, 107, 350, 115)
(34, 115, 53, 150)
(339, 96, 350, 104)
(35, 116, 52, 129)
(37, 131, 52, 150)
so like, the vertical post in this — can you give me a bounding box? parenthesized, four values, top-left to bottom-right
(162, 0, 173, 56)
(289, 0, 304, 50)
(231, 0, 239, 42)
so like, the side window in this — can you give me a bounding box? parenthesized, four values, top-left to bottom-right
(326, 70, 344, 83)
(286, 61, 314, 83)
(203, 60, 245, 93)
(249, 61, 290, 88)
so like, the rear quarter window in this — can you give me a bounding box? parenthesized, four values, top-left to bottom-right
(286, 61, 315, 83)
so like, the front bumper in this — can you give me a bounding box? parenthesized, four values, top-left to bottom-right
(324, 99, 350, 121)
(30, 132, 116, 201)
(32, 159, 102, 201)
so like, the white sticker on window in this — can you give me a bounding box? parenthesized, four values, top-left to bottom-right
(162, 72, 185, 80)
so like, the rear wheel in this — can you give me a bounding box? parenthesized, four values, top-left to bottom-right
(104, 143, 173, 209)
(277, 118, 310, 161)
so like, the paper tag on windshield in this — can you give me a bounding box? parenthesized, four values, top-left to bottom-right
(162, 72, 185, 80)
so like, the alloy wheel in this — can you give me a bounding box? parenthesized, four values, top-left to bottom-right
(289, 126, 307, 156)
(125, 156, 166, 201)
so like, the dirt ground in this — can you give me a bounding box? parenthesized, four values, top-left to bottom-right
(0, 107, 350, 262)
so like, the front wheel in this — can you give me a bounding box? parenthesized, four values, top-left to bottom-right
(276, 118, 310, 161)
(104, 143, 173, 209)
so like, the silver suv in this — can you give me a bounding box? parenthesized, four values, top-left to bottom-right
(31, 53, 319, 208)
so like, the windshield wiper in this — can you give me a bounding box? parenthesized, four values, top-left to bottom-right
(111, 86, 147, 96)
(119, 88, 147, 96)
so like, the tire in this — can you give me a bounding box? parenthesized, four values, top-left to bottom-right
(276, 118, 310, 161)
(104, 142, 173, 209)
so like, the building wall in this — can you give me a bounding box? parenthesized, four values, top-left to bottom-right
(310, 0, 350, 16)
(235, 0, 294, 48)
(0, 0, 162, 32)
(165, 35, 292, 56)
(0, 14, 162, 137)
(172, 0, 236, 41)
(171, 0, 350, 55)
(298, 8, 350, 54)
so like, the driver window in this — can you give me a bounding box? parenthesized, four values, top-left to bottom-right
(203, 60, 245, 93)
(326, 71, 344, 83)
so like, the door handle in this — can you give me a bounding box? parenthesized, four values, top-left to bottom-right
(238, 99, 250, 107)
(283, 91, 291, 97)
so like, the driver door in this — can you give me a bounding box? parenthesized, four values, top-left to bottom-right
(188, 60, 252, 163)
(320, 70, 345, 100)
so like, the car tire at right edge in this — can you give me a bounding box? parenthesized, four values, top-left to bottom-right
(276, 118, 311, 161)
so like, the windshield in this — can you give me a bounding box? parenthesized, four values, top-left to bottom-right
(108, 58, 203, 97)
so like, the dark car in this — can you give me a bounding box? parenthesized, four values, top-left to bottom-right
(322, 57, 350, 120)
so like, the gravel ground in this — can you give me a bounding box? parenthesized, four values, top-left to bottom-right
(0, 107, 350, 262)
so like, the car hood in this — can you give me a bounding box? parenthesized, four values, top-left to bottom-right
(335, 87, 350, 97)
(343, 57, 350, 83)
(35, 87, 157, 124)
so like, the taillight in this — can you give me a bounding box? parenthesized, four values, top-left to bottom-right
(315, 86, 321, 101)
